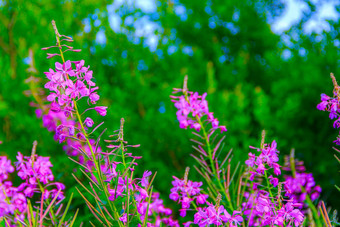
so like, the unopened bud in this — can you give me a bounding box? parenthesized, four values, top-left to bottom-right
(184, 167, 190, 184)
(215, 194, 222, 208)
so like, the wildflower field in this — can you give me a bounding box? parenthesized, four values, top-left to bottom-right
(0, 1, 340, 226)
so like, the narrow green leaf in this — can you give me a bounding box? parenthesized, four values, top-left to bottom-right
(57, 193, 74, 227)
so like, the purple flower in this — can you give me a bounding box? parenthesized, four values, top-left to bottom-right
(169, 192, 180, 201)
(185, 180, 202, 196)
(194, 204, 228, 226)
(181, 197, 192, 209)
(55, 60, 75, 77)
(222, 210, 243, 227)
(84, 117, 94, 127)
(89, 92, 100, 104)
(268, 175, 279, 187)
(196, 194, 208, 205)
(94, 106, 108, 116)
(246, 140, 281, 181)
(141, 170, 152, 187)
(0, 156, 14, 181)
(171, 90, 227, 133)
(119, 213, 127, 223)
(245, 153, 256, 167)
(276, 202, 304, 226)
(169, 175, 207, 214)
(321, 93, 330, 101)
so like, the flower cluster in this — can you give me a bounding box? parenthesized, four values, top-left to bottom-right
(137, 192, 179, 227)
(104, 129, 178, 226)
(29, 60, 108, 169)
(190, 204, 243, 227)
(242, 190, 304, 226)
(242, 140, 307, 226)
(35, 108, 101, 170)
(15, 152, 65, 200)
(40, 58, 176, 225)
(317, 74, 340, 144)
(0, 156, 26, 222)
(169, 175, 208, 217)
(245, 140, 281, 186)
(44, 60, 104, 115)
(283, 156, 322, 207)
(41, 25, 178, 226)
(171, 89, 226, 133)
(285, 173, 321, 203)
(44, 60, 107, 136)
(0, 152, 65, 225)
(169, 172, 244, 227)
(316, 93, 340, 144)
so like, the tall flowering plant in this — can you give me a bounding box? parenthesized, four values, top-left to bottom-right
(169, 76, 326, 226)
(316, 72, 340, 224)
(37, 21, 178, 226)
(317, 73, 340, 170)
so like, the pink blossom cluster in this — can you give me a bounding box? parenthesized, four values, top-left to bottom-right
(137, 192, 179, 227)
(169, 174, 244, 227)
(0, 156, 26, 221)
(40, 60, 108, 170)
(171, 91, 226, 132)
(107, 170, 179, 226)
(44, 60, 104, 115)
(284, 173, 321, 203)
(15, 152, 65, 200)
(189, 204, 243, 227)
(245, 140, 281, 186)
(283, 157, 322, 207)
(169, 176, 208, 217)
(43, 59, 107, 138)
(243, 141, 307, 226)
(317, 93, 340, 144)
(242, 191, 304, 226)
(0, 153, 64, 223)
(36, 108, 100, 166)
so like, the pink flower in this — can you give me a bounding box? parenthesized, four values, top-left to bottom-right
(0, 156, 14, 181)
(84, 117, 94, 127)
(119, 213, 127, 223)
(196, 194, 208, 205)
(268, 175, 279, 187)
(171, 90, 227, 133)
(94, 106, 108, 116)
(141, 170, 152, 187)
(222, 210, 243, 227)
(55, 60, 75, 77)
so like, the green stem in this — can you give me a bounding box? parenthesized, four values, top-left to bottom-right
(196, 117, 234, 210)
(74, 96, 122, 226)
(263, 170, 275, 201)
(37, 181, 57, 223)
(52, 21, 122, 226)
(301, 187, 322, 227)
(182, 89, 233, 210)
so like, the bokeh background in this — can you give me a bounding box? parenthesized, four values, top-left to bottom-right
(1, 0, 340, 223)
